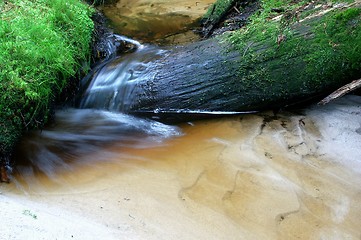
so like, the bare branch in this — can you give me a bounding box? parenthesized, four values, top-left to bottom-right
(318, 78, 361, 105)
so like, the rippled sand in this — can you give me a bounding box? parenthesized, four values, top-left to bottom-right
(1, 96, 361, 239)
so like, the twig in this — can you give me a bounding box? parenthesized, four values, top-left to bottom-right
(318, 78, 361, 105)
(243, 41, 254, 57)
(233, 6, 241, 14)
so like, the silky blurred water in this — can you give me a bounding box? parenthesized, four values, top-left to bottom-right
(11, 108, 181, 189)
(79, 42, 167, 112)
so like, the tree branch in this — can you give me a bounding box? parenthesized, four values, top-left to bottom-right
(318, 78, 361, 105)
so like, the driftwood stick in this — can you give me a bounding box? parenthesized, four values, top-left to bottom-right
(318, 78, 361, 105)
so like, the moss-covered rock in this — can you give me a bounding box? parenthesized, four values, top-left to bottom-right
(0, 0, 94, 162)
(126, 1, 361, 122)
(226, 3, 361, 105)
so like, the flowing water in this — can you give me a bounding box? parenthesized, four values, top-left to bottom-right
(79, 40, 167, 112)
(1, 1, 361, 239)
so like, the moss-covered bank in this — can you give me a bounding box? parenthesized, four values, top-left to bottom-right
(224, 0, 361, 105)
(198, 0, 361, 107)
(0, 0, 94, 163)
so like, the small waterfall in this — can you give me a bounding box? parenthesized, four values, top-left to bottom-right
(78, 35, 253, 122)
(79, 35, 168, 112)
(11, 35, 182, 182)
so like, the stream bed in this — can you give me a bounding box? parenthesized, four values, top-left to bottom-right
(1, 96, 361, 239)
(1, 1, 361, 239)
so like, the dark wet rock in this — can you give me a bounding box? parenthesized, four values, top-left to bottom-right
(90, 11, 139, 65)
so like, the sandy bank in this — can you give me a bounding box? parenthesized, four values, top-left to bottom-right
(1, 96, 361, 240)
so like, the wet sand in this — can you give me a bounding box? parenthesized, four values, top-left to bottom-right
(1, 96, 361, 240)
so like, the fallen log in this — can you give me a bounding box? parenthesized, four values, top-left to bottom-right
(122, 4, 361, 122)
(318, 78, 361, 105)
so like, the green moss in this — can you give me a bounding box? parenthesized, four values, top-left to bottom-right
(202, 0, 236, 23)
(0, 0, 94, 157)
(224, 2, 361, 106)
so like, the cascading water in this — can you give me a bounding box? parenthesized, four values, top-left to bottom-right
(79, 35, 255, 123)
(11, 35, 182, 184)
(79, 36, 168, 112)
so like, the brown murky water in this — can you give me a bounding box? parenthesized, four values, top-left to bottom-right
(98, 0, 215, 44)
(1, 1, 361, 239)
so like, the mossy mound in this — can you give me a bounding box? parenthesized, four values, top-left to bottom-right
(225, 1, 361, 105)
(0, 0, 94, 160)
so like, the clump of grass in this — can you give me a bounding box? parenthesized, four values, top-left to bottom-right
(0, 0, 94, 159)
